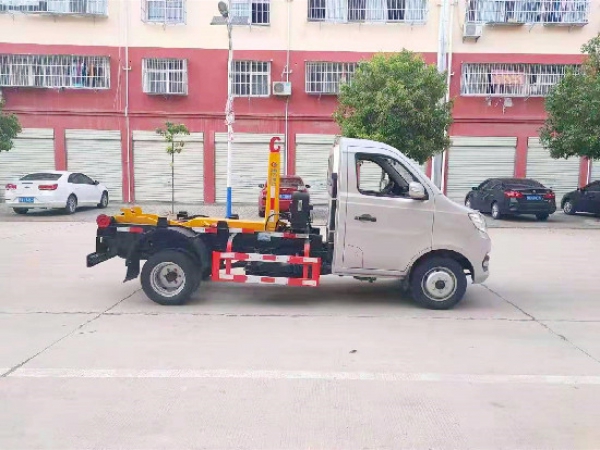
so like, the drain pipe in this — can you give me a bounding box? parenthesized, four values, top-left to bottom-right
(440, 0, 455, 194)
(123, 0, 132, 203)
(432, 0, 449, 189)
(283, 0, 292, 175)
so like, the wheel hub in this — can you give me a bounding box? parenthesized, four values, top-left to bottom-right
(150, 262, 186, 298)
(422, 268, 457, 301)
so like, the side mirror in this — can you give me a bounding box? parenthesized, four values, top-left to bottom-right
(258, 183, 265, 188)
(471, 186, 478, 191)
(408, 182, 427, 200)
(94, 180, 99, 185)
(305, 184, 311, 189)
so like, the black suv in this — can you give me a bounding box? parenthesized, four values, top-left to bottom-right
(465, 178, 557, 221)
(561, 180, 600, 216)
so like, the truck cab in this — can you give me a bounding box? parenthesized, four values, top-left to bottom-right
(87, 136, 491, 310)
(326, 137, 491, 306)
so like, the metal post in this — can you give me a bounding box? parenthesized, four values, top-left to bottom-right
(225, 5, 234, 219)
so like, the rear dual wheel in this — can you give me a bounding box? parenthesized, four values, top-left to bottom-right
(140, 250, 201, 306)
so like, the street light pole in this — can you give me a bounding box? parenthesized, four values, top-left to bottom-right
(225, 5, 234, 219)
(212, 0, 235, 218)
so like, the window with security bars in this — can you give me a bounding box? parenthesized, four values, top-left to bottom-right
(142, 58, 188, 95)
(232, 61, 270, 97)
(461, 63, 580, 97)
(0, 0, 107, 15)
(307, 0, 427, 23)
(230, 0, 270, 25)
(0, 54, 110, 89)
(142, 0, 185, 24)
(465, 0, 589, 25)
(305, 62, 357, 95)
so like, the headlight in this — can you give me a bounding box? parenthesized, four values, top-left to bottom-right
(468, 212, 487, 233)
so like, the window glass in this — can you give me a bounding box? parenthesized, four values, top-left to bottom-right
(356, 154, 417, 198)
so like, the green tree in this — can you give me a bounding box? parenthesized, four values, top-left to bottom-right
(0, 98, 22, 153)
(540, 34, 600, 160)
(156, 121, 190, 213)
(333, 50, 453, 165)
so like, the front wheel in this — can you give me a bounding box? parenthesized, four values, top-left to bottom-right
(140, 250, 200, 306)
(98, 191, 109, 209)
(13, 208, 28, 215)
(409, 256, 467, 310)
(465, 197, 473, 209)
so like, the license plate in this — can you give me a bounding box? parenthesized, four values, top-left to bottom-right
(19, 197, 34, 203)
(526, 195, 542, 201)
(280, 194, 292, 199)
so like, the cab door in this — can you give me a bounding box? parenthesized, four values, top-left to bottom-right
(340, 148, 434, 275)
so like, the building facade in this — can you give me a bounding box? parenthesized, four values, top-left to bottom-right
(0, 0, 596, 205)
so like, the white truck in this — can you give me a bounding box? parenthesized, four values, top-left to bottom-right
(87, 136, 491, 310)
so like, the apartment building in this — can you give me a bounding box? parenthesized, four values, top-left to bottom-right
(0, 0, 596, 204)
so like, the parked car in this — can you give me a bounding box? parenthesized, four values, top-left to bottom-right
(465, 177, 556, 221)
(258, 175, 310, 217)
(4, 171, 109, 215)
(561, 180, 600, 216)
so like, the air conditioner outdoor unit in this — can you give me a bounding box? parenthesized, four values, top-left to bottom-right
(463, 22, 483, 41)
(272, 81, 292, 96)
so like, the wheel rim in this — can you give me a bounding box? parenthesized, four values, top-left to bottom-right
(68, 197, 76, 212)
(564, 201, 572, 214)
(102, 193, 108, 206)
(492, 204, 499, 218)
(421, 267, 458, 302)
(466, 199, 471, 208)
(149, 262, 187, 298)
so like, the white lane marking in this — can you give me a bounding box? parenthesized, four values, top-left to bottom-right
(7, 369, 600, 385)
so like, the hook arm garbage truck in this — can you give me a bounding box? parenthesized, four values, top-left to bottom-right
(87, 136, 491, 310)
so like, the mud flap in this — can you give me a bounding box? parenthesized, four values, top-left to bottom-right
(124, 257, 140, 283)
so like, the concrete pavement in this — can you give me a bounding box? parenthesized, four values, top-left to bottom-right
(0, 221, 599, 449)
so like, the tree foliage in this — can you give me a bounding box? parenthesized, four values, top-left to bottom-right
(156, 121, 190, 212)
(333, 50, 453, 165)
(0, 98, 22, 153)
(540, 34, 600, 160)
(156, 121, 190, 155)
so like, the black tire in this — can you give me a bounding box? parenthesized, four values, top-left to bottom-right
(409, 256, 467, 310)
(491, 202, 502, 220)
(13, 208, 28, 215)
(140, 250, 200, 306)
(64, 194, 77, 215)
(536, 213, 549, 221)
(258, 209, 265, 218)
(98, 191, 109, 209)
(562, 199, 576, 215)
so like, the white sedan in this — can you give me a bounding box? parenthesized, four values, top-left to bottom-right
(4, 171, 109, 215)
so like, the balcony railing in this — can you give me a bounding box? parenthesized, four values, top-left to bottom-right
(461, 62, 580, 97)
(307, 0, 428, 24)
(465, 0, 589, 26)
(0, 0, 108, 16)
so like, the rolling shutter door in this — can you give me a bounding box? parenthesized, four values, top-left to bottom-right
(133, 131, 204, 203)
(526, 137, 581, 202)
(295, 134, 337, 204)
(66, 130, 123, 202)
(215, 133, 284, 203)
(0, 128, 55, 200)
(446, 137, 516, 204)
(589, 160, 599, 182)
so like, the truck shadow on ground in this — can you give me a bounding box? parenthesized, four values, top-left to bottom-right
(191, 277, 488, 311)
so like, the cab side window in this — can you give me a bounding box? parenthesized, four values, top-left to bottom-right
(587, 182, 600, 192)
(355, 154, 418, 199)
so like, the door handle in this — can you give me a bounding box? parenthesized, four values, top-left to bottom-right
(355, 214, 377, 222)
